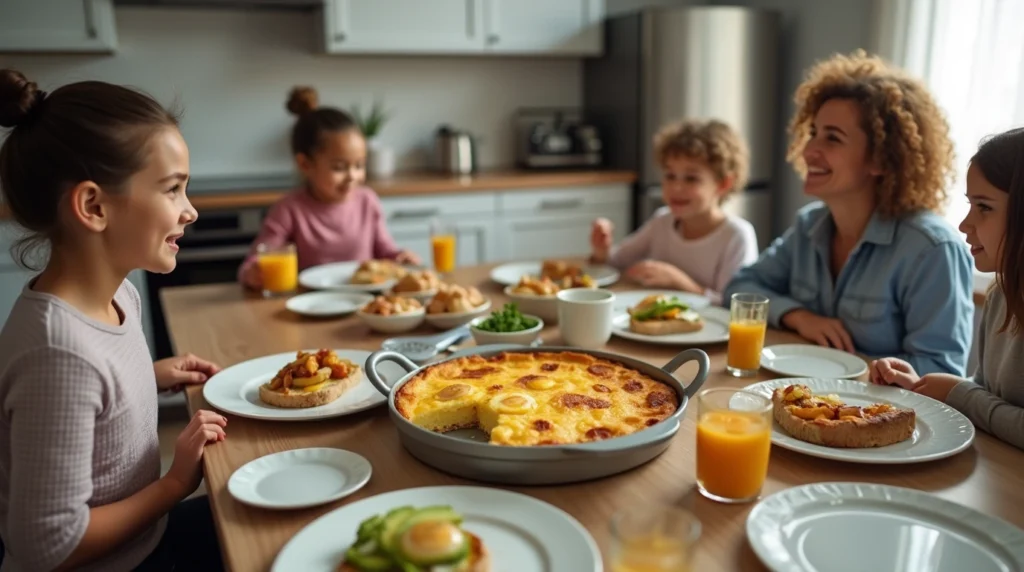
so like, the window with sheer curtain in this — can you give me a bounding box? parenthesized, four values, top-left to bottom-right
(872, 0, 1024, 285)
(874, 0, 1024, 225)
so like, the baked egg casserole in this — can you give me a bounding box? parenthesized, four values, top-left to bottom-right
(394, 351, 679, 446)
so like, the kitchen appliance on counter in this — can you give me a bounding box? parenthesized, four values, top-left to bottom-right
(583, 6, 780, 246)
(145, 205, 265, 359)
(515, 108, 603, 169)
(434, 125, 477, 175)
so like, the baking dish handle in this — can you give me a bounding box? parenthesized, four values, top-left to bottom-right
(660, 348, 710, 399)
(364, 350, 419, 397)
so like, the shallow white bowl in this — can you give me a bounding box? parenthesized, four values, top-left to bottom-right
(424, 298, 493, 329)
(469, 314, 544, 346)
(503, 285, 560, 323)
(356, 307, 425, 334)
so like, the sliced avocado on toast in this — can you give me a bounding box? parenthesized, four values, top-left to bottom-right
(632, 296, 691, 321)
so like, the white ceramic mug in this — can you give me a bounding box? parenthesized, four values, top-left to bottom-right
(557, 288, 616, 349)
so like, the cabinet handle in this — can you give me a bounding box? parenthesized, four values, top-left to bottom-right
(538, 199, 583, 211)
(390, 209, 440, 220)
(487, 34, 499, 44)
(335, 33, 346, 42)
(84, 0, 98, 38)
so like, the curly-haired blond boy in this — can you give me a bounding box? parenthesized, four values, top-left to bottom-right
(590, 118, 759, 304)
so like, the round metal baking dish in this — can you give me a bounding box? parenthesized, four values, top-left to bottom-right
(364, 345, 709, 485)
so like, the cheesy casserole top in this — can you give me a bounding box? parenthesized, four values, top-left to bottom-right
(394, 351, 679, 446)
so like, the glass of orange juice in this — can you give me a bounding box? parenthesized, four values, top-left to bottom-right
(256, 242, 298, 298)
(696, 388, 772, 504)
(430, 218, 457, 275)
(726, 293, 769, 377)
(609, 505, 701, 572)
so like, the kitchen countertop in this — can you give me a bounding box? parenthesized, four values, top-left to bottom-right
(182, 169, 638, 212)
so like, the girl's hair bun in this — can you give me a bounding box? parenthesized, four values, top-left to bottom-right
(286, 86, 318, 117)
(0, 69, 46, 128)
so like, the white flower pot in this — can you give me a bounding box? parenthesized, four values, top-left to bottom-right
(367, 139, 396, 179)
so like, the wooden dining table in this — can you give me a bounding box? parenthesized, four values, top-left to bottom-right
(162, 263, 1024, 572)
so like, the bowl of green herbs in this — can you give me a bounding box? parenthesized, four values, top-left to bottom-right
(469, 303, 544, 346)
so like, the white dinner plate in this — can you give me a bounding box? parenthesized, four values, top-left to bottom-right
(747, 482, 1024, 572)
(742, 377, 975, 463)
(272, 485, 601, 572)
(611, 305, 731, 345)
(228, 448, 372, 510)
(760, 344, 868, 378)
(285, 291, 374, 318)
(489, 261, 620, 287)
(298, 261, 399, 292)
(202, 349, 402, 421)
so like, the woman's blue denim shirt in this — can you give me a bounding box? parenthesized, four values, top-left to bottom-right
(723, 202, 975, 376)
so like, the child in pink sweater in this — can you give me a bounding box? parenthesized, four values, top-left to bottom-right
(240, 86, 419, 289)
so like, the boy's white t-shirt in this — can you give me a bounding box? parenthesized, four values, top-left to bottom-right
(607, 207, 759, 305)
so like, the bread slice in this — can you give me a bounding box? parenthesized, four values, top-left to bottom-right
(771, 387, 915, 448)
(336, 531, 490, 572)
(629, 315, 704, 335)
(258, 366, 362, 409)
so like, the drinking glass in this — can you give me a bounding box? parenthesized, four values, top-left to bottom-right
(695, 388, 772, 504)
(430, 218, 457, 275)
(256, 242, 298, 298)
(609, 505, 701, 572)
(726, 293, 769, 377)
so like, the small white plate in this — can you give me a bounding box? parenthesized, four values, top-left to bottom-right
(298, 261, 400, 293)
(742, 377, 974, 463)
(285, 291, 374, 318)
(202, 349, 402, 422)
(272, 485, 601, 572)
(611, 306, 731, 345)
(760, 344, 868, 378)
(490, 261, 620, 287)
(228, 448, 372, 510)
(747, 482, 1024, 572)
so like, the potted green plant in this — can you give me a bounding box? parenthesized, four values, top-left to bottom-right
(351, 99, 396, 179)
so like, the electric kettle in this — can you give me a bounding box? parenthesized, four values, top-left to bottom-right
(434, 125, 477, 175)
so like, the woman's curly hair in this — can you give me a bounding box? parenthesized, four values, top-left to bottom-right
(786, 50, 955, 217)
(654, 118, 750, 201)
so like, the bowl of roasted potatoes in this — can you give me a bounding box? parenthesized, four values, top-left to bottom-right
(424, 284, 492, 329)
(503, 274, 597, 323)
(356, 295, 426, 334)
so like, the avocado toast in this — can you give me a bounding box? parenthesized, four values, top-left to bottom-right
(338, 505, 490, 572)
(628, 294, 704, 335)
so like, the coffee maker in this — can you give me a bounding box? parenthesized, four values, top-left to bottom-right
(515, 108, 603, 169)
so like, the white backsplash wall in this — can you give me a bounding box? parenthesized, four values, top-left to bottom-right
(2, 7, 582, 181)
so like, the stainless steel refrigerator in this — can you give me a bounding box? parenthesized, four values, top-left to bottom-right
(583, 6, 780, 249)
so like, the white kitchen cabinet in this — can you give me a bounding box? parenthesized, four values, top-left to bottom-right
(323, 0, 485, 54)
(497, 183, 631, 260)
(390, 219, 496, 267)
(0, 0, 117, 53)
(483, 0, 604, 55)
(381, 193, 499, 266)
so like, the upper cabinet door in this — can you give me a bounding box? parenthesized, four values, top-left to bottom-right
(324, 0, 486, 54)
(0, 0, 117, 53)
(483, 0, 604, 55)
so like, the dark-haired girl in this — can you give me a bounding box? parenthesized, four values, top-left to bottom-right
(0, 69, 225, 570)
(871, 127, 1024, 451)
(239, 86, 419, 290)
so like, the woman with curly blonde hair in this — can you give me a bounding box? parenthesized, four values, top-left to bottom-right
(724, 50, 974, 376)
